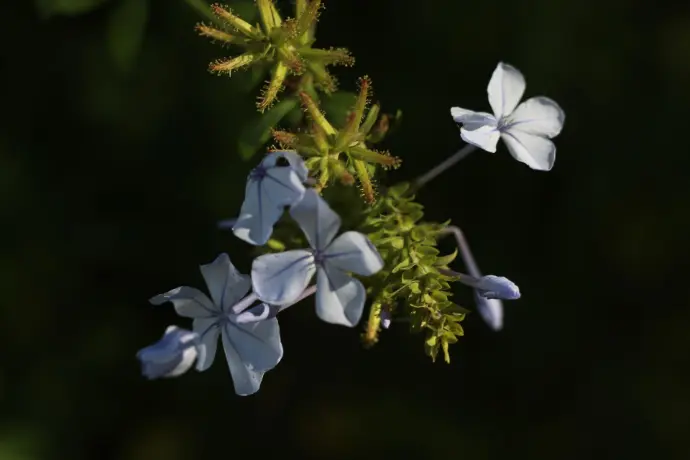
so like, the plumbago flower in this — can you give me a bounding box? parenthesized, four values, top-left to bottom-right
(252, 189, 384, 326)
(233, 150, 308, 245)
(451, 62, 565, 171)
(149, 253, 282, 396)
(136, 326, 206, 380)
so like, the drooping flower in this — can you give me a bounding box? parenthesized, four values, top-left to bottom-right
(150, 253, 282, 396)
(233, 151, 309, 246)
(453, 273, 520, 300)
(136, 326, 206, 380)
(251, 189, 384, 327)
(450, 62, 565, 171)
(475, 295, 504, 331)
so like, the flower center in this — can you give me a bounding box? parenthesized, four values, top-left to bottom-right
(312, 249, 325, 265)
(497, 117, 514, 132)
(215, 312, 232, 326)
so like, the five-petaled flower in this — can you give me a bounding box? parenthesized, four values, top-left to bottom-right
(150, 253, 283, 396)
(136, 326, 206, 380)
(451, 62, 565, 171)
(251, 189, 384, 327)
(233, 151, 309, 246)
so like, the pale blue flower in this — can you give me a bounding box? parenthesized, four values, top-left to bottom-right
(233, 150, 309, 246)
(251, 189, 384, 327)
(150, 253, 283, 396)
(451, 62, 565, 171)
(136, 326, 206, 379)
(455, 274, 520, 300)
(380, 308, 391, 329)
(474, 294, 504, 331)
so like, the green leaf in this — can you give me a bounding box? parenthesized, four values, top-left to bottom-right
(36, 0, 109, 18)
(442, 339, 451, 363)
(321, 91, 357, 128)
(434, 248, 458, 267)
(106, 0, 148, 74)
(416, 245, 439, 257)
(392, 258, 410, 273)
(387, 182, 410, 198)
(238, 97, 299, 160)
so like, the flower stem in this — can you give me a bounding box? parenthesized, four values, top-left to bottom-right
(411, 144, 476, 192)
(437, 225, 481, 278)
(437, 267, 477, 286)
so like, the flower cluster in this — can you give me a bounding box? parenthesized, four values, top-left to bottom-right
(138, 151, 384, 395)
(137, 0, 565, 396)
(198, 0, 354, 111)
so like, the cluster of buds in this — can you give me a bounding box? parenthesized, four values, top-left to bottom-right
(197, 0, 354, 111)
(272, 77, 402, 203)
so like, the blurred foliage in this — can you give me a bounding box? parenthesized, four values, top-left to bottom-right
(1, 0, 689, 459)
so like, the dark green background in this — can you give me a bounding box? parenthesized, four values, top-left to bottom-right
(1, 0, 688, 459)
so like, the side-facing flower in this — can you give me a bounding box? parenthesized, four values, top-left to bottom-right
(233, 150, 308, 246)
(450, 62, 565, 171)
(136, 326, 206, 380)
(150, 253, 283, 396)
(451, 273, 520, 300)
(251, 189, 384, 326)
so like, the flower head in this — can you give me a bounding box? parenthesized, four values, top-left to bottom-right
(251, 189, 384, 326)
(453, 273, 520, 300)
(272, 79, 401, 203)
(150, 253, 283, 396)
(451, 62, 565, 171)
(136, 326, 206, 380)
(233, 150, 308, 246)
(198, 1, 354, 111)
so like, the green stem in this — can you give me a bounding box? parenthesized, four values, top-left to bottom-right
(410, 144, 476, 193)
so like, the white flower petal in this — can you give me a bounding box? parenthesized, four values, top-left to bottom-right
(168, 347, 199, 377)
(224, 317, 282, 372)
(488, 62, 526, 119)
(324, 231, 384, 276)
(192, 318, 220, 371)
(234, 303, 275, 324)
(315, 264, 365, 327)
(261, 151, 309, 182)
(501, 130, 556, 171)
(199, 253, 251, 310)
(252, 250, 316, 305)
(475, 293, 503, 331)
(222, 330, 266, 396)
(264, 166, 305, 207)
(289, 189, 341, 251)
(507, 96, 564, 138)
(233, 167, 305, 246)
(273, 150, 309, 182)
(460, 125, 501, 153)
(136, 326, 201, 379)
(475, 275, 521, 300)
(451, 107, 497, 131)
(233, 180, 283, 246)
(149, 286, 218, 317)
